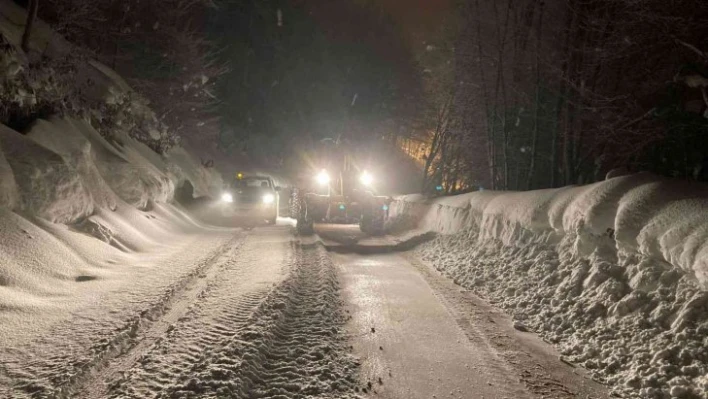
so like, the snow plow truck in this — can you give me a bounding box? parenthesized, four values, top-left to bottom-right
(289, 138, 392, 235)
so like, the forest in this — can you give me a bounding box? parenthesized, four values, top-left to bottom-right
(14, 0, 708, 192)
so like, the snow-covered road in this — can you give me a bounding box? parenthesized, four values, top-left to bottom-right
(0, 224, 360, 398)
(1, 218, 613, 399)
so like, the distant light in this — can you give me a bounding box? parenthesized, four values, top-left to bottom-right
(435, 185, 443, 191)
(382, 204, 389, 211)
(339, 204, 346, 210)
(221, 192, 233, 203)
(236, 172, 243, 180)
(360, 171, 373, 186)
(316, 170, 330, 185)
(262, 194, 275, 204)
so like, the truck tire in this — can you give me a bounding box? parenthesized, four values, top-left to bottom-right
(296, 217, 314, 234)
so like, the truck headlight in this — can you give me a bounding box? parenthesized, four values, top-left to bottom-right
(316, 170, 330, 185)
(221, 192, 233, 203)
(360, 171, 373, 186)
(262, 193, 275, 204)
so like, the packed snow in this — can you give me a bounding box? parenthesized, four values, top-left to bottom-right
(0, 112, 239, 395)
(389, 173, 708, 398)
(159, 241, 362, 399)
(0, 115, 199, 309)
(0, 115, 362, 398)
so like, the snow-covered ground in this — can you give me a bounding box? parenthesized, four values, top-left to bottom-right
(388, 174, 708, 398)
(0, 221, 361, 398)
(0, 111, 231, 396)
(0, 109, 361, 398)
(0, 115, 222, 302)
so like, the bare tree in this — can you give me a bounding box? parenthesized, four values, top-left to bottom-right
(421, 91, 454, 192)
(525, 1, 544, 190)
(40, 0, 225, 151)
(21, 0, 39, 53)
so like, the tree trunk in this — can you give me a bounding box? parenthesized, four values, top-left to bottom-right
(563, 99, 575, 185)
(492, 0, 513, 190)
(421, 94, 452, 192)
(570, 6, 590, 184)
(21, 0, 39, 53)
(473, 0, 496, 190)
(526, 2, 544, 190)
(553, 1, 577, 187)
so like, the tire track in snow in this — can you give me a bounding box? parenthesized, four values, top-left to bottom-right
(3, 234, 241, 399)
(109, 292, 268, 397)
(102, 229, 292, 398)
(4, 233, 243, 399)
(163, 242, 362, 399)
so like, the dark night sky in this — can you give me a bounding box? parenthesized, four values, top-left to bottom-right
(209, 0, 450, 163)
(305, 0, 451, 54)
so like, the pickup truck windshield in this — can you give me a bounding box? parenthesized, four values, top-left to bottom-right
(233, 178, 270, 189)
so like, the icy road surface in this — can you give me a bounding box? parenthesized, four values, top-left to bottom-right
(317, 223, 610, 399)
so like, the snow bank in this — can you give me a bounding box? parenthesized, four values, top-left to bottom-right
(23, 116, 221, 211)
(0, 141, 19, 208)
(0, 118, 212, 275)
(392, 173, 708, 288)
(18, 117, 171, 214)
(0, 116, 231, 359)
(165, 146, 223, 200)
(391, 174, 708, 398)
(0, 124, 93, 223)
(0, 114, 226, 294)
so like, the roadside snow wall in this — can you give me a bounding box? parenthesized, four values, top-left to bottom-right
(165, 146, 223, 200)
(0, 115, 225, 300)
(390, 173, 708, 398)
(0, 116, 220, 223)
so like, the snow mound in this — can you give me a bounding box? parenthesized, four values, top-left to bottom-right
(23, 117, 173, 211)
(391, 175, 708, 398)
(0, 140, 19, 208)
(606, 167, 633, 179)
(392, 174, 708, 287)
(0, 115, 224, 307)
(0, 124, 93, 223)
(26, 118, 118, 211)
(165, 146, 223, 200)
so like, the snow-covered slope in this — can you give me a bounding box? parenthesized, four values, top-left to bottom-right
(0, 114, 225, 301)
(0, 116, 235, 398)
(390, 174, 708, 398)
(0, 123, 94, 223)
(0, 0, 227, 320)
(0, 112, 227, 308)
(165, 146, 223, 199)
(0, 117, 215, 223)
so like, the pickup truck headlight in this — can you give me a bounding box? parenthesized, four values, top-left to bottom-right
(262, 193, 275, 204)
(221, 192, 233, 203)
